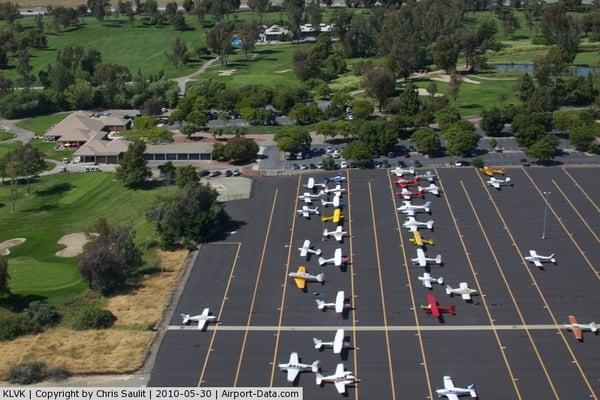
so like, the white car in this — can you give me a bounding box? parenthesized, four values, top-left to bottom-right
(326, 147, 333, 154)
(340, 161, 348, 169)
(333, 149, 341, 159)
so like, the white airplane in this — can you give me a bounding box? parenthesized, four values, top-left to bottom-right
(299, 192, 323, 204)
(181, 308, 216, 330)
(487, 176, 512, 189)
(411, 248, 442, 267)
(321, 194, 343, 208)
(298, 239, 322, 259)
(399, 187, 424, 200)
(398, 201, 432, 216)
(418, 272, 444, 289)
(278, 352, 320, 383)
(415, 170, 436, 182)
(524, 250, 556, 268)
(304, 177, 327, 191)
(446, 283, 478, 301)
(289, 269, 325, 284)
(318, 248, 347, 267)
(296, 205, 320, 219)
(316, 290, 349, 313)
(321, 184, 346, 196)
(390, 166, 415, 177)
(436, 376, 477, 399)
(315, 363, 358, 394)
(403, 216, 434, 232)
(313, 329, 348, 354)
(323, 226, 347, 242)
(419, 183, 442, 196)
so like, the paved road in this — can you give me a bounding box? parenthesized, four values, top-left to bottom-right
(172, 58, 219, 96)
(0, 118, 35, 143)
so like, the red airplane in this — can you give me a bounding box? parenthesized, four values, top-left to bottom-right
(421, 294, 456, 318)
(565, 315, 597, 341)
(395, 177, 420, 187)
(396, 187, 425, 200)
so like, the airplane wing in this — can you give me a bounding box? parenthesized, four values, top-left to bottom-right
(443, 376, 455, 390)
(290, 352, 299, 364)
(569, 315, 583, 340)
(335, 291, 345, 313)
(428, 295, 440, 318)
(406, 209, 415, 216)
(198, 319, 207, 330)
(335, 363, 345, 376)
(334, 249, 342, 266)
(413, 231, 423, 246)
(444, 394, 459, 400)
(334, 381, 347, 394)
(408, 225, 417, 232)
(300, 248, 308, 258)
(302, 211, 309, 218)
(461, 293, 471, 300)
(417, 249, 426, 267)
(287, 368, 299, 382)
(533, 259, 543, 268)
(333, 329, 344, 354)
(201, 308, 210, 316)
(294, 277, 306, 289)
(423, 278, 432, 289)
(529, 250, 538, 258)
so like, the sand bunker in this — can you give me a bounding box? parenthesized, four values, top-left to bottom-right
(274, 69, 292, 74)
(218, 69, 236, 76)
(56, 232, 93, 257)
(430, 74, 481, 85)
(0, 238, 26, 256)
(417, 88, 444, 97)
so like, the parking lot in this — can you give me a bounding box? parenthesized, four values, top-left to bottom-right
(149, 166, 600, 399)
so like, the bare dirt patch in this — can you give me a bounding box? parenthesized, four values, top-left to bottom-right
(55, 232, 93, 257)
(218, 69, 236, 76)
(0, 238, 26, 256)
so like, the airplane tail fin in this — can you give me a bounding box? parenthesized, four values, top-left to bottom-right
(181, 314, 189, 324)
(424, 201, 432, 212)
(448, 305, 456, 315)
(505, 177, 511, 183)
(311, 360, 320, 373)
(316, 273, 325, 283)
(318, 257, 325, 266)
(316, 300, 325, 310)
(590, 322, 597, 332)
(468, 384, 477, 397)
(549, 254, 556, 263)
(321, 198, 328, 207)
(445, 285, 452, 295)
(437, 277, 444, 285)
(322, 228, 329, 237)
(435, 255, 442, 264)
(313, 337, 322, 349)
(315, 373, 323, 385)
(417, 185, 423, 191)
(426, 220, 434, 230)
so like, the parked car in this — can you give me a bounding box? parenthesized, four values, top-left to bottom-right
(199, 170, 210, 177)
(62, 157, 70, 164)
(208, 170, 221, 177)
(414, 160, 422, 168)
(317, 161, 324, 169)
(374, 161, 383, 168)
(296, 152, 304, 160)
(309, 163, 316, 169)
(333, 150, 341, 159)
(397, 160, 407, 168)
(382, 159, 391, 168)
(387, 152, 396, 158)
(84, 167, 101, 172)
(232, 169, 241, 176)
(224, 170, 233, 177)
(520, 158, 530, 167)
(326, 146, 333, 154)
(58, 166, 67, 173)
(340, 160, 348, 168)
(291, 163, 300, 170)
(300, 164, 308, 170)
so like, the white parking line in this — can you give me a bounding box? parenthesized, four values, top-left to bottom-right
(169, 324, 560, 331)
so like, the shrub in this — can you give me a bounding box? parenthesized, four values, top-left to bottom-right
(8, 362, 48, 384)
(23, 301, 61, 332)
(472, 156, 484, 168)
(47, 366, 71, 381)
(0, 312, 30, 341)
(71, 306, 116, 330)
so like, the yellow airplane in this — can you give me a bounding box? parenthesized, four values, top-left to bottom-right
(480, 166, 506, 177)
(409, 230, 434, 246)
(288, 266, 325, 290)
(321, 208, 343, 224)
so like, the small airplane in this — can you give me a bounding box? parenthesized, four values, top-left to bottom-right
(321, 194, 343, 208)
(324, 173, 346, 183)
(411, 248, 442, 267)
(315, 363, 358, 394)
(313, 328, 348, 354)
(181, 308, 216, 330)
(390, 166, 415, 177)
(480, 166, 505, 177)
(446, 283, 478, 301)
(321, 184, 346, 196)
(418, 272, 444, 289)
(304, 177, 327, 191)
(398, 187, 425, 200)
(409, 230, 434, 246)
(297, 205, 320, 219)
(421, 294, 456, 318)
(278, 352, 320, 383)
(524, 250, 556, 268)
(403, 216, 434, 232)
(298, 239, 322, 259)
(315, 290, 350, 313)
(436, 376, 477, 399)
(415, 170, 436, 182)
(397, 200, 432, 216)
(323, 226, 347, 242)
(299, 192, 323, 204)
(487, 176, 512, 189)
(289, 266, 325, 289)
(318, 248, 349, 267)
(395, 177, 420, 187)
(418, 183, 442, 196)
(321, 208, 343, 223)
(565, 315, 598, 341)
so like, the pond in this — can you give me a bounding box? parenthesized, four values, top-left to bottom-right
(491, 63, 600, 76)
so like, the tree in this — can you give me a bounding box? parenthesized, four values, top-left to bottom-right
(569, 124, 597, 152)
(357, 120, 397, 155)
(512, 112, 548, 147)
(396, 82, 421, 117)
(17, 143, 45, 194)
(172, 11, 188, 30)
(363, 67, 395, 111)
(240, 22, 258, 60)
(176, 165, 199, 187)
(1, 149, 20, 212)
(166, 37, 189, 68)
(183, 0, 194, 12)
(435, 106, 461, 130)
(165, 1, 178, 21)
(443, 120, 480, 157)
(292, 48, 322, 81)
(65, 79, 95, 109)
(495, 6, 519, 39)
(480, 107, 507, 136)
(159, 161, 177, 186)
(207, 22, 233, 67)
(116, 140, 152, 187)
(288, 103, 322, 125)
(350, 99, 372, 121)
(343, 13, 377, 57)
(527, 135, 558, 163)
(322, 155, 336, 170)
(88, 0, 109, 22)
(16, 50, 34, 88)
(316, 120, 337, 141)
(411, 128, 442, 156)
(247, 0, 270, 20)
(515, 73, 536, 101)
(448, 71, 462, 105)
(0, 257, 9, 296)
(341, 141, 372, 167)
(432, 35, 459, 73)
(274, 127, 312, 153)
(540, 4, 580, 61)
(306, 1, 322, 29)
(223, 135, 259, 162)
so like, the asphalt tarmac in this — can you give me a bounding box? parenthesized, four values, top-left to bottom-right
(149, 167, 600, 400)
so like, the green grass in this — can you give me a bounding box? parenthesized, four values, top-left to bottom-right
(0, 138, 73, 161)
(0, 173, 168, 304)
(0, 131, 16, 141)
(0, 141, 20, 158)
(16, 112, 69, 136)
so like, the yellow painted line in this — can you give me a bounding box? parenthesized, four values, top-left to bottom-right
(435, 171, 522, 399)
(521, 169, 599, 280)
(368, 182, 397, 400)
(345, 169, 359, 400)
(233, 189, 279, 386)
(198, 242, 242, 386)
(459, 178, 560, 399)
(476, 170, 598, 400)
(269, 175, 302, 386)
(386, 172, 434, 400)
(561, 167, 600, 213)
(551, 179, 600, 243)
